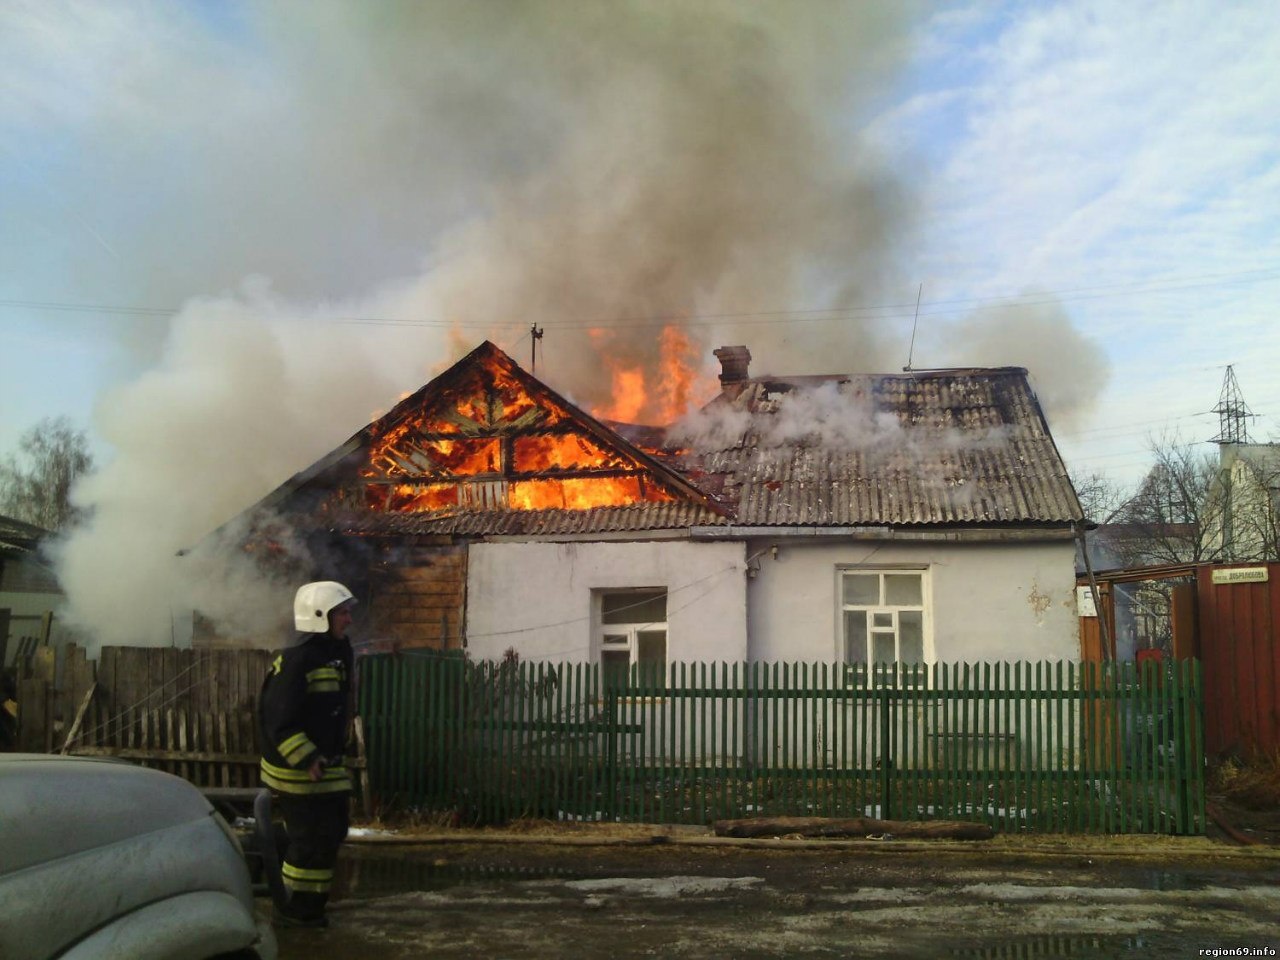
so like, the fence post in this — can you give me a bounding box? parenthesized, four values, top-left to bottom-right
(605, 681, 619, 822)
(17, 677, 49, 752)
(878, 669, 893, 820)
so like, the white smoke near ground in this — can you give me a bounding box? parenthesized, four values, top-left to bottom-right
(51, 284, 454, 652)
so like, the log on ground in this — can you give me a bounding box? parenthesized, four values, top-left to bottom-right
(711, 816, 994, 841)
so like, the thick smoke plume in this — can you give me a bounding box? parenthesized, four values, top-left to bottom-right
(938, 299, 1111, 432)
(36, 2, 917, 649)
(14, 3, 1109, 650)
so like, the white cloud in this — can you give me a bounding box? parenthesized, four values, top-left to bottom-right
(887, 0, 1280, 481)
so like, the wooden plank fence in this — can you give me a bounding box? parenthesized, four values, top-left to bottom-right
(360, 655, 1206, 835)
(10, 644, 274, 788)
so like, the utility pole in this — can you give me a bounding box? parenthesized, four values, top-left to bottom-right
(530, 323, 544, 374)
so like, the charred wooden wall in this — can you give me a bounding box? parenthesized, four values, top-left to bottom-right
(368, 545, 467, 651)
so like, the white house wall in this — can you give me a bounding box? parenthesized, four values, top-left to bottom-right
(747, 539, 1079, 664)
(465, 536, 1077, 770)
(465, 540, 748, 663)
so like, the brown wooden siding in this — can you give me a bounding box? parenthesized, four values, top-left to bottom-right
(368, 545, 466, 651)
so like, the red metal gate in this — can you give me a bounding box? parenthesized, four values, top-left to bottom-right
(1196, 563, 1280, 758)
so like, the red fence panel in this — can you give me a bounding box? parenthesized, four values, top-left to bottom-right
(1196, 564, 1280, 758)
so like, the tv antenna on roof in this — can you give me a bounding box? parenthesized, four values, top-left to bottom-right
(1211, 364, 1255, 445)
(903, 282, 923, 372)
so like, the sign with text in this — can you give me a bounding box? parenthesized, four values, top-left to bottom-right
(1211, 567, 1269, 585)
(1076, 585, 1098, 617)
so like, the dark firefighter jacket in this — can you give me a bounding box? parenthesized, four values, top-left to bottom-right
(258, 632, 354, 796)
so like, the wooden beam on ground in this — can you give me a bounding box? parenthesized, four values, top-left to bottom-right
(60, 682, 98, 754)
(711, 816, 994, 842)
(354, 715, 372, 820)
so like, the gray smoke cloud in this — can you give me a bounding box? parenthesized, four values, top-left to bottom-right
(25, 1, 917, 649)
(11, 3, 1108, 649)
(936, 298, 1111, 431)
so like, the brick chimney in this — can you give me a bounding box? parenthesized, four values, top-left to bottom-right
(713, 345, 751, 391)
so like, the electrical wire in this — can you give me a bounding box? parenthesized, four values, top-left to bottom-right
(67, 650, 216, 749)
(454, 559, 745, 647)
(4, 266, 1278, 332)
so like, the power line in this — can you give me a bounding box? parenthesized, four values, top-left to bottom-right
(462, 561, 743, 644)
(3, 266, 1277, 332)
(1065, 411, 1214, 440)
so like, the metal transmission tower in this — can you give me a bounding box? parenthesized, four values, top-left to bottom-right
(1211, 365, 1255, 445)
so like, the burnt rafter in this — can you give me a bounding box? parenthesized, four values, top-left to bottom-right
(367, 466, 652, 484)
(368, 425, 636, 482)
(369, 421, 585, 445)
(440, 394, 547, 437)
(348, 341, 725, 516)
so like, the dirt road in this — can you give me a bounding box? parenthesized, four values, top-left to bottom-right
(274, 833, 1280, 959)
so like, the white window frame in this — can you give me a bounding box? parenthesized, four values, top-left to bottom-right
(594, 588, 668, 686)
(837, 566, 932, 680)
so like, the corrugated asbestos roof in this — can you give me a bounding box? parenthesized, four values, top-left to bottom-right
(342, 502, 725, 536)
(331, 367, 1080, 537)
(0, 514, 48, 557)
(672, 369, 1082, 527)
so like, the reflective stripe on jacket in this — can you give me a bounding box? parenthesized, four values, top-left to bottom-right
(258, 632, 354, 796)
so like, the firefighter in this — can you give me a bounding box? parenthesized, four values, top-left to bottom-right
(258, 580, 357, 928)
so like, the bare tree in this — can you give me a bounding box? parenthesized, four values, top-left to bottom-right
(1110, 434, 1223, 566)
(1070, 469, 1128, 525)
(0, 417, 95, 531)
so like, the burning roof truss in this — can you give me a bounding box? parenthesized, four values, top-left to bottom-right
(348, 342, 715, 516)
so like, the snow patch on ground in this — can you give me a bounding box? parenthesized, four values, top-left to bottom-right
(566, 876, 766, 897)
(348, 827, 398, 838)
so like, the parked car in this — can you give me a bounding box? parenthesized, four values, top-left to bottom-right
(0, 753, 277, 960)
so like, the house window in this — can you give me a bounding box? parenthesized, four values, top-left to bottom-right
(597, 589, 667, 687)
(840, 570, 928, 675)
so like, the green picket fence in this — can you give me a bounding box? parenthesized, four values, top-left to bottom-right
(358, 656, 1205, 835)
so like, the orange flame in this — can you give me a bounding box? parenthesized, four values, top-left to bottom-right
(654, 326, 700, 423)
(510, 477, 673, 510)
(353, 347, 693, 515)
(514, 433, 618, 472)
(588, 324, 714, 424)
(593, 366, 646, 422)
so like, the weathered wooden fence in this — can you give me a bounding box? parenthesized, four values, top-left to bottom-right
(360, 656, 1206, 835)
(12, 644, 274, 788)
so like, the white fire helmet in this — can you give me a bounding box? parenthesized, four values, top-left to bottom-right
(293, 581, 357, 633)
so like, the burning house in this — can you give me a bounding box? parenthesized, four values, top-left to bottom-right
(200, 340, 1085, 668)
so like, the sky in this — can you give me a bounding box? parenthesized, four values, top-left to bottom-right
(2, 0, 1279, 645)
